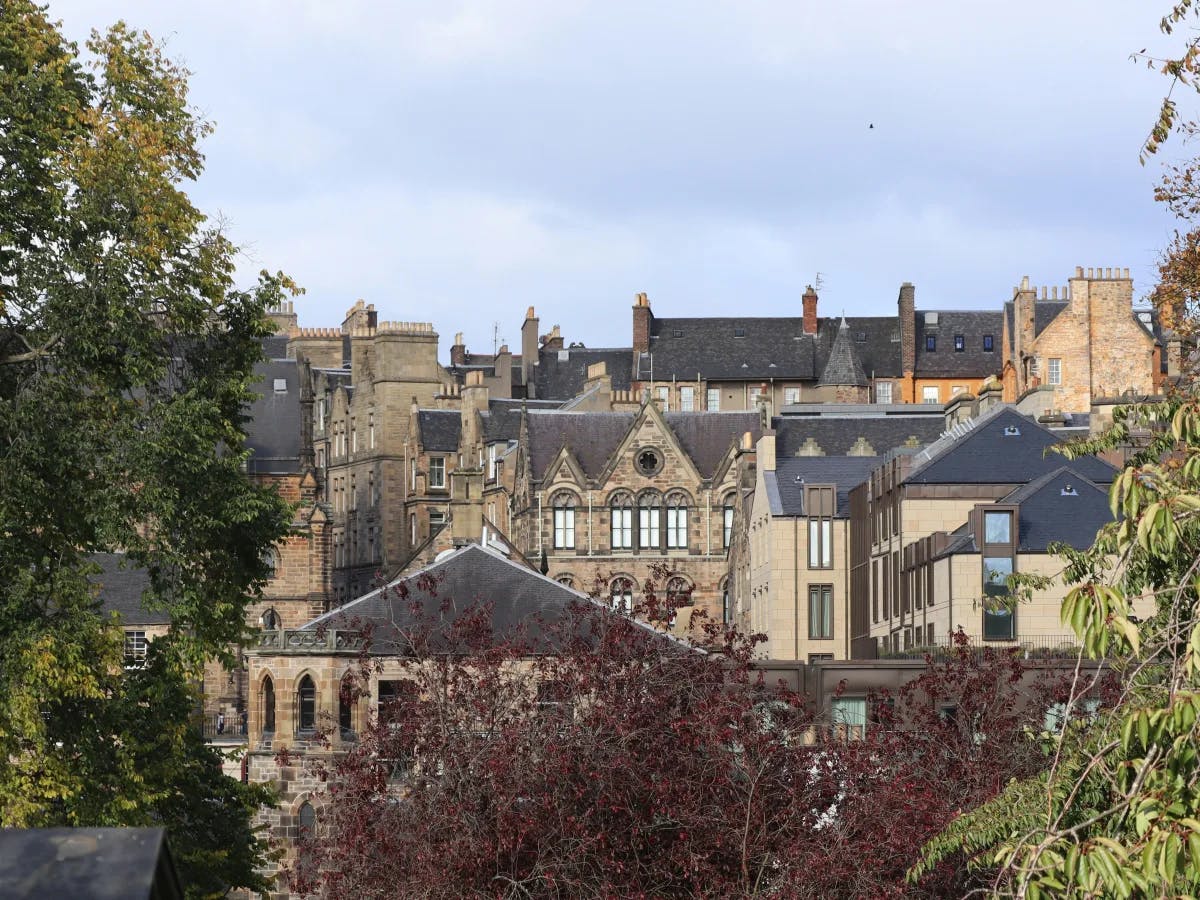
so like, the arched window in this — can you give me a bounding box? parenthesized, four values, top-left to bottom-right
(555, 574, 576, 590)
(720, 577, 733, 625)
(665, 491, 690, 549)
(666, 576, 693, 608)
(610, 576, 635, 614)
(339, 673, 356, 739)
(297, 801, 317, 879)
(262, 548, 278, 578)
(638, 491, 661, 550)
(262, 675, 276, 735)
(609, 491, 633, 550)
(298, 801, 315, 831)
(298, 675, 316, 732)
(722, 493, 736, 549)
(260, 608, 279, 630)
(552, 491, 576, 550)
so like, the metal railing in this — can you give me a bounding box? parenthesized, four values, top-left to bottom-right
(879, 634, 1082, 660)
(198, 712, 248, 742)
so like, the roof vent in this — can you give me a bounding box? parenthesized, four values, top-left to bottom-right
(741, 362, 749, 368)
(1003, 425, 1021, 437)
(672, 329, 683, 337)
(1061, 484, 1078, 496)
(273, 378, 288, 393)
(734, 327, 746, 338)
(855, 331, 867, 342)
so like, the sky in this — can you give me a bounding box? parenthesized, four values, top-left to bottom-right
(49, 1, 1187, 355)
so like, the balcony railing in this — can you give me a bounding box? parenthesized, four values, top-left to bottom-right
(198, 712, 248, 743)
(880, 634, 1082, 660)
(255, 628, 366, 653)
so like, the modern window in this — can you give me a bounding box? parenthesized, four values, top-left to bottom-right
(748, 386, 764, 406)
(610, 492, 633, 550)
(1047, 358, 1062, 385)
(707, 388, 720, 411)
(808, 519, 832, 568)
(953, 334, 965, 352)
(925, 335, 936, 352)
(262, 675, 276, 734)
(665, 491, 689, 549)
(552, 493, 576, 549)
(656, 386, 669, 410)
(784, 387, 800, 405)
(409, 513, 417, 545)
(952, 385, 965, 395)
(297, 675, 317, 732)
(429, 509, 446, 530)
(638, 492, 661, 550)
(922, 386, 940, 404)
(722, 499, 735, 549)
(610, 577, 635, 614)
(983, 334, 994, 352)
(429, 457, 446, 489)
(830, 697, 866, 740)
(984, 511, 1012, 544)
(679, 386, 695, 412)
(808, 585, 834, 639)
(124, 630, 147, 666)
(875, 381, 893, 404)
(983, 557, 1015, 640)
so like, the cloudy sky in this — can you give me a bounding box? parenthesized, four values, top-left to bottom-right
(51, 1, 1184, 354)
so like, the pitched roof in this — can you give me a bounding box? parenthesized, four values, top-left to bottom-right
(818, 318, 868, 386)
(525, 411, 635, 480)
(765, 456, 879, 517)
(937, 465, 1113, 557)
(245, 359, 302, 475)
(0, 828, 183, 900)
(262, 335, 290, 359)
(913, 310, 1005, 378)
(1034, 300, 1069, 337)
(662, 411, 761, 478)
(302, 543, 686, 654)
(773, 414, 945, 458)
(904, 407, 1116, 485)
(533, 347, 634, 400)
(417, 409, 462, 453)
(89, 553, 169, 626)
(482, 399, 561, 444)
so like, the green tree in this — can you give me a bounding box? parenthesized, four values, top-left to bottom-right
(0, 2, 293, 895)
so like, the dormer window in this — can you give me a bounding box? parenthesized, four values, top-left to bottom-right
(925, 335, 936, 352)
(983, 334, 994, 352)
(733, 327, 746, 338)
(953, 335, 965, 352)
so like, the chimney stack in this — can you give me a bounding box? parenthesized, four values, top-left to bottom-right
(450, 331, 466, 367)
(802, 285, 819, 335)
(898, 282, 916, 376)
(520, 306, 539, 399)
(633, 292, 653, 354)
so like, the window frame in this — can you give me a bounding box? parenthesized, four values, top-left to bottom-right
(808, 584, 834, 639)
(428, 456, 447, 490)
(552, 493, 576, 550)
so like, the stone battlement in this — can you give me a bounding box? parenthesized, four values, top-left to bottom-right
(289, 326, 341, 339)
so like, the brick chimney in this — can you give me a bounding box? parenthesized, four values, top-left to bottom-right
(450, 331, 466, 367)
(542, 325, 564, 351)
(633, 292, 653, 354)
(898, 282, 916, 376)
(520, 306, 539, 398)
(802, 285, 819, 335)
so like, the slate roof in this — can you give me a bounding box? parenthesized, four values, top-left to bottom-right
(774, 414, 945, 458)
(642, 315, 902, 382)
(905, 407, 1115, 485)
(765, 456, 879, 517)
(0, 828, 184, 900)
(245, 359, 302, 475)
(481, 399, 561, 444)
(913, 310, 1005, 378)
(261, 335, 290, 359)
(818, 318, 868, 386)
(663, 411, 761, 478)
(89, 553, 169, 625)
(525, 411, 635, 480)
(937, 466, 1113, 557)
(533, 347, 634, 400)
(302, 543, 686, 654)
(1034, 300, 1069, 337)
(417, 409, 462, 453)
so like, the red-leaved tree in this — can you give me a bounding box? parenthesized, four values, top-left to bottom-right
(287, 576, 1097, 899)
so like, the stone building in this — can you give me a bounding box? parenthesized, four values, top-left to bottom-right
(510, 401, 761, 627)
(1000, 267, 1165, 413)
(629, 284, 1004, 411)
(849, 406, 1117, 657)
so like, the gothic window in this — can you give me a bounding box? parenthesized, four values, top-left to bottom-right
(260, 608, 279, 630)
(262, 675, 276, 734)
(610, 576, 635, 614)
(552, 491, 577, 549)
(665, 576, 693, 609)
(635, 447, 662, 476)
(339, 673, 356, 738)
(609, 491, 633, 550)
(638, 491, 661, 550)
(722, 493, 736, 549)
(297, 674, 317, 733)
(665, 490, 689, 549)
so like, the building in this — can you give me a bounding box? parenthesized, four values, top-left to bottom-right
(1001, 267, 1166, 413)
(850, 406, 1118, 657)
(510, 401, 761, 626)
(730, 407, 948, 660)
